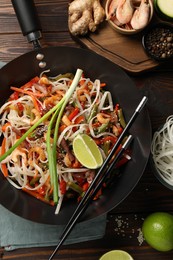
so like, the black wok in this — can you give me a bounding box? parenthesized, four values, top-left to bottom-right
(0, 0, 152, 225)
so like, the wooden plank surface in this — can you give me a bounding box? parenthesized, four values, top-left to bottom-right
(73, 0, 173, 74)
(0, 1, 173, 260)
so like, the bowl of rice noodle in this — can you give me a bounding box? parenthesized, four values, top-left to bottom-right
(151, 115, 173, 190)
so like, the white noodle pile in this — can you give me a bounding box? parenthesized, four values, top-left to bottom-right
(151, 116, 173, 185)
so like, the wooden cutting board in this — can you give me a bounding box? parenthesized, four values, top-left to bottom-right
(72, 1, 161, 74)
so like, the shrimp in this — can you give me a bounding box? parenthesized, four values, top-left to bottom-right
(108, 0, 123, 26)
(107, 0, 120, 19)
(11, 148, 27, 165)
(44, 94, 62, 107)
(77, 89, 89, 102)
(131, 0, 150, 30)
(28, 147, 46, 162)
(64, 153, 72, 167)
(97, 113, 110, 124)
(30, 108, 41, 125)
(116, 0, 134, 24)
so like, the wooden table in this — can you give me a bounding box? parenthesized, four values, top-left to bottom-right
(0, 1, 173, 259)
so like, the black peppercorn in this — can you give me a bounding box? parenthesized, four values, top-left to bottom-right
(143, 24, 173, 61)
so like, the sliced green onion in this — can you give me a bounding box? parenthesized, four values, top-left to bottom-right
(46, 68, 83, 203)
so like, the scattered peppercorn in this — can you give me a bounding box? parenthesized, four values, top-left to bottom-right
(143, 25, 173, 61)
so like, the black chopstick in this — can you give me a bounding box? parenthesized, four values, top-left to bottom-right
(48, 96, 148, 260)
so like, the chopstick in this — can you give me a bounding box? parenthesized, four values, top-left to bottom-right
(48, 96, 148, 260)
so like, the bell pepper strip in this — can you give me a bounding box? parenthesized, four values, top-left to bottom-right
(68, 107, 79, 121)
(59, 124, 67, 133)
(101, 136, 117, 145)
(9, 91, 19, 100)
(82, 182, 89, 192)
(10, 86, 45, 98)
(60, 179, 67, 195)
(0, 138, 8, 177)
(74, 115, 85, 124)
(20, 76, 40, 89)
(22, 187, 54, 206)
(72, 158, 81, 168)
(17, 102, 24, 112)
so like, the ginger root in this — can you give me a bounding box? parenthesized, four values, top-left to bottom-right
(68, 0, 105, 36)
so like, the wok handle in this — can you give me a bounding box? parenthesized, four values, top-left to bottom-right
(11, 0, 42, 48)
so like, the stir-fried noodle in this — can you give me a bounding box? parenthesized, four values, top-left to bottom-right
(0, 71, 130, 213)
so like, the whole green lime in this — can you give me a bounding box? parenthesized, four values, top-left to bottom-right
(142, 212, 173, 252)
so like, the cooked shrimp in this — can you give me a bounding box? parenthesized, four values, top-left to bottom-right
(107, 0, 120, 19)
(64, 153, 72, 167)
(77, 89, 89, 102)
(108, 0, 123, 26)
(97, 113, 110, 124)
(11, 148, 27, 164)
(30, 108, 41, 125)
(131, 0, 150, 30)
(44, 94, 62, 107)
(116, 0, 134, 24)
(28, 147, 46, 162)
(39, 76, 50, 85)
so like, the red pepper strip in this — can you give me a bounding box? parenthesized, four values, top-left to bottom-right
(17, 102, 24, 111)
(60, 179, 67, 195)
(101, 136, 117, 145)
(1, 138, 8, 177)
(10, 86, 45, 98)
(59, 124, 67, 133)
(74, 115, 85, 124)
(115, 104, 120, 114)
(22, 76, 40, 89)
(72, 159, 81, 168)
(1, 122, 11, 132)
(82, 182, 89, 192)
(68, 107, 79, 121)
(22, 187, 54, 206)
(9, 91, 19, 100)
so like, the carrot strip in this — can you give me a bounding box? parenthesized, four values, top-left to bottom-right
(1, 138, 8, 177)
(1, 122, 11, 132)
(22, 187, 54, 206)
(59, 124, 67, 133)
(10, 86, 45, 97)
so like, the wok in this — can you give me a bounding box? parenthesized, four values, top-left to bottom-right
(0, 0, 151, 225)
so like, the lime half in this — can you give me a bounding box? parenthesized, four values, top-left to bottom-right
(72, 134, 103, 169)
(100, 250, 133, 260)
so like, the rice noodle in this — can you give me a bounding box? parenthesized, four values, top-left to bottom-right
(151, 115, 173, 185)
(0, 71, 129, 213)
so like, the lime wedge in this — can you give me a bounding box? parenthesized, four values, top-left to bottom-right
(72, 134, 103, 169)
(100, 250, 133, 260)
